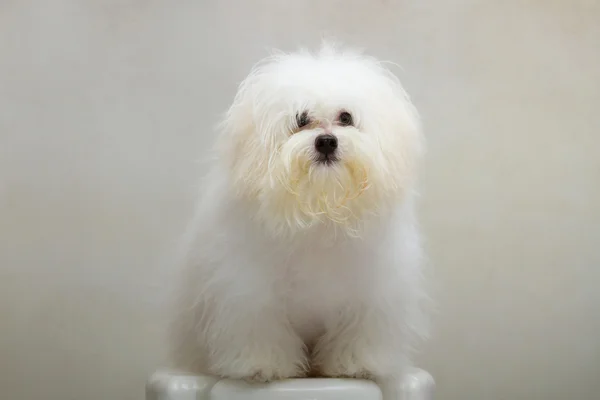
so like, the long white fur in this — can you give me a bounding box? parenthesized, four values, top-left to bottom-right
(169, 41, 429, 393)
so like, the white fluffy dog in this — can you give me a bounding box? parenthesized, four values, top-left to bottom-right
(170, 42, 429, 390)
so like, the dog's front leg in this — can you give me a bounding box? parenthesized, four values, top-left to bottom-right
(201, 296, 308, 382)
(312, 300, 409, 381)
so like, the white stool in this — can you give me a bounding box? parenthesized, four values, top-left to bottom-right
(146, 368, 434, 400)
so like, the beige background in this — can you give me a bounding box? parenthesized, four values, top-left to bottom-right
(1, 1, 599, 399)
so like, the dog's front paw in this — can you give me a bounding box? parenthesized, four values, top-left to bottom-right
(224, 361, 306, 383)
(211, 346, 307, 382)
(314, 350, 375, 379)
(242, 365, 301, 383)
(313, 336, 397, 379)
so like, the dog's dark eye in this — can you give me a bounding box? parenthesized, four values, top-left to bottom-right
(296, 111, 310, 128)
(339, 111, 353, 126)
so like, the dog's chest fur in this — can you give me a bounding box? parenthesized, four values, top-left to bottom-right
(276, 229, 393, 344)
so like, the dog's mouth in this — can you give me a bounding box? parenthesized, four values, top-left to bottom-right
(314, 154, 339, 165)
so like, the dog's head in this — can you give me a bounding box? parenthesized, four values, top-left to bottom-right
(218, 42, 423, 236)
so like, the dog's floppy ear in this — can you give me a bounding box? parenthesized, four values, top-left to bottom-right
(372, 62, 425, 166)
(216, 75, 269, 200)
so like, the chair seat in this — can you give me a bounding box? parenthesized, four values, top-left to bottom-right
(146, 368, 434, 400)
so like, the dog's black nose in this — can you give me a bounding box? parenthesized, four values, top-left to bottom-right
(315, 134, 338, 156)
